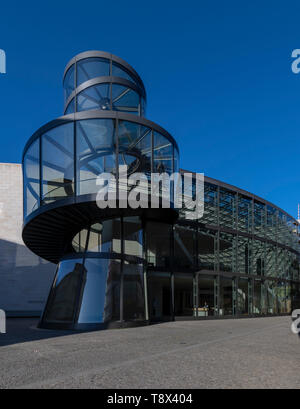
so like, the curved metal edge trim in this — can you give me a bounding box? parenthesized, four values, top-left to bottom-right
(64, 76, 146, 113)
(22, 111, 179, 161)
(22, 192, 179, 228)
(180, 170, 299, 226)
(63, 50, 145, 94)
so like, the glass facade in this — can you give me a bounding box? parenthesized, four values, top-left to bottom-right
(63, 54, 146, 117)
(23, 118, 179, 215)
(23, 50, 300, 330)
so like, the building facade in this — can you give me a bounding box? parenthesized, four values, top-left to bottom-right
(0, 163, 54, 316)
(22, 51, 300, 330)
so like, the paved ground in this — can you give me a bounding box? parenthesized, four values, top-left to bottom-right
(0, 316, 299, 389)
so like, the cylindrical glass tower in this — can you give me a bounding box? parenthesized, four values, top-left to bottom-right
(22, 51, 179, 330)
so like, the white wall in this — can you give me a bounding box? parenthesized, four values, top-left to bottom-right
(0, 163, 55, 316)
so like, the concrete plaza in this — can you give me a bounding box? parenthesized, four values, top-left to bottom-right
(0, 316, 299, 389)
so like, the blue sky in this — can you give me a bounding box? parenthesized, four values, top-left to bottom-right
(0, 0, 300, 218)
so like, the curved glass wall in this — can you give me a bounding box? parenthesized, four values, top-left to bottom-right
(42, 216, 145, 327)
(23, 118, 178, 217)
(63, 56, 145, 112)
(69, 82, 144, 116)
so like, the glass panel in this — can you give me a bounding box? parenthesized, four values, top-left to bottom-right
(86, 219, 121, 254)
(123, 216, 143, 258)
(77, 84, 110, 112)
(153, 132, 173, 175)
(43, 258, 84, 323)
(77, 57, 110, 87)
(254, 201, 265, 237)
(237, 236, 251, 274)
(237, 195, 252, 233)
(148, 271, 172, 321)
(123, 263, 145, 321)
(253, 239, 265, 276)
(219, 232, 236, 273)
(198, 227, 217, 271)
(174, 274, 194, 317)
(198, 274, 216, 317)
(266, 280, 277, 314)
(146, 222, 171, 268)
(112, 84, 139, 114)
(219, 276, 234, 316)
(275, 281, 286, 313)
(265, 242, 276, 277)
(65, 98, 75, 115)
(63, 65, 75, 104)
(118, 121, 152, 179)
(253, 279, 262, 314)
(112, 62, 139, 86)
(202, 183, 218, 225)
(78, 258, 121, 323)
(42, 123, 74, 204)
(72, 228, 89, 253)
(76, 119, 116, 195)
(237, 277, 250, 315)
(24, 138, 40, 216)
(174, 224, 196, 269)
(266, 206, 277, 240)
(219, 188, 236, 229)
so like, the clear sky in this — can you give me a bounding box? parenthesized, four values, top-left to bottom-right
(0, 0, 300, 218)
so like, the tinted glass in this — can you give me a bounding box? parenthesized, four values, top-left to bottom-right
(77, 57, 110, 86)
(24, 138, 40, 216)
(78, 257, 121, 323)
(42, 123, 74, 204)
(43, 258, 84, 323)
(76, 119, 116, 195)
(77, 84, 110, 112)
(63, 65, 75, 103)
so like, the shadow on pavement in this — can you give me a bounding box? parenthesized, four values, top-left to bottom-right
(0, 318, 84, 347)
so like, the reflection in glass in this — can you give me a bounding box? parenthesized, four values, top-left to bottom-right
(148, 272, 172, 321)
(63, 65, 75, 104)
(237, 277, 250, 315)
(174, 274, 194, 317)
(24, 138, 40, 216)
(198, 275, 216, 317)
(76, 119, 116, 195)
(123, 263, 145, 321)
(43, 259, 84, 323)
(198, 227, 217, 271)
(112, 62, 139, 87)
(266, 280, 277, 314)
(77, 84, 110, 112)
(146, 222, 171, 267)
(219, 276, 234, 316)
(174, 225, 196, 269)
(78, 258, 121, 323)
(153, 132, 173, 175)
(112, 84, 140, 114)
(253, 279, 262, 314)
(77, 58, 110, 87)
(118, 121, 151, 178)
(42, 123, 74, 204)
(123, 217, 143, 258)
